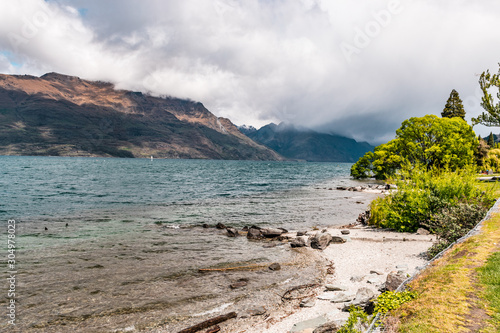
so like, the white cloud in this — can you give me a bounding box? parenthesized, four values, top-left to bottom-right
(1, 0, 500, 144)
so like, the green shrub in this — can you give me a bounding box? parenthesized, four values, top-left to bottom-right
(424, 203, 488, 258)
(368, 167, 493, 232)
(338, 305, 369, 333)
(374, 291, 418, 317)
(426, 239, 450, 259)
(351, 115, 478, 179)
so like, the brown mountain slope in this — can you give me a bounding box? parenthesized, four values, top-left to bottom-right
(0, 72, 283, 160)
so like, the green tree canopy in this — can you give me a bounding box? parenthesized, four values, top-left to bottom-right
(472, 63, 500, 126)
(488, 132, 495, 147)
(351, 115, 478, 179)
(441, 89, 465, 119)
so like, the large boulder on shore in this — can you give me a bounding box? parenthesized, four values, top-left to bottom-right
(226, 227, 240, 237)
(310, 232, 333, 250)
(290, 236, 309, 248)
(261, 228, 285, 238)
(343, 287, 376, 312)
(385, 271, 408, 291)
(247, 227, 263, 240)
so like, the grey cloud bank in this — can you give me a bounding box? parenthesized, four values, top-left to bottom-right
(1, 0, 500, 144)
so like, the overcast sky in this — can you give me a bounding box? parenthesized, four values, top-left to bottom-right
(1, 0, 500, 144)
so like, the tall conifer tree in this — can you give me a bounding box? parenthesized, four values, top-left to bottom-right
(488, 132, 496, 147)
(441, 89, 466, 119)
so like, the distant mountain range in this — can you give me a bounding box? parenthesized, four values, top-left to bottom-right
(239, 123, 374, 162)
(0, 72, 282, 160)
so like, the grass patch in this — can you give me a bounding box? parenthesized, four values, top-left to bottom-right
(479, 250, 500, 328)
(386, 212, 500, 332)
(476, 180, 500, 199)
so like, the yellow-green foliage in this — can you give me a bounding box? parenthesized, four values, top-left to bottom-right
(338, 306, 369, 333)
(369, 167, 494, 232)
(351, 115, 478, 179)
(483, 148, 500, 172)
(374, 291, 418, 317)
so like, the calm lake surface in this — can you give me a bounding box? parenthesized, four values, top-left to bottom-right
(0, 156, 378, 332)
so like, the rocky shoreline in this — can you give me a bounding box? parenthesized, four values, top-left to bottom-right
(161, 198, 436, 333)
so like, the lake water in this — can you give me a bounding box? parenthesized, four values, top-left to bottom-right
(0, 156, 379, 332)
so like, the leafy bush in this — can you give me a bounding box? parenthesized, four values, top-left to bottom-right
(338, 305, 369, 333)
(351, 115, 478, 179)
(369, 167, 493, 232)
(374, 291, 418, 316)
(424, 203, 488, 258)
(483, 148, 500, 172)
(426, 240, 450, 259)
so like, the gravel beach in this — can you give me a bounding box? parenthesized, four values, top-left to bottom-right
(201, 224, 436, 333)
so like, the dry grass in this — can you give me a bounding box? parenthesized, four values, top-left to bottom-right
(388, 212, 500, 332)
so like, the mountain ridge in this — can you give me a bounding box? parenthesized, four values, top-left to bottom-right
(0, 72, 283, 160)
(239, 122, 374, 162)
